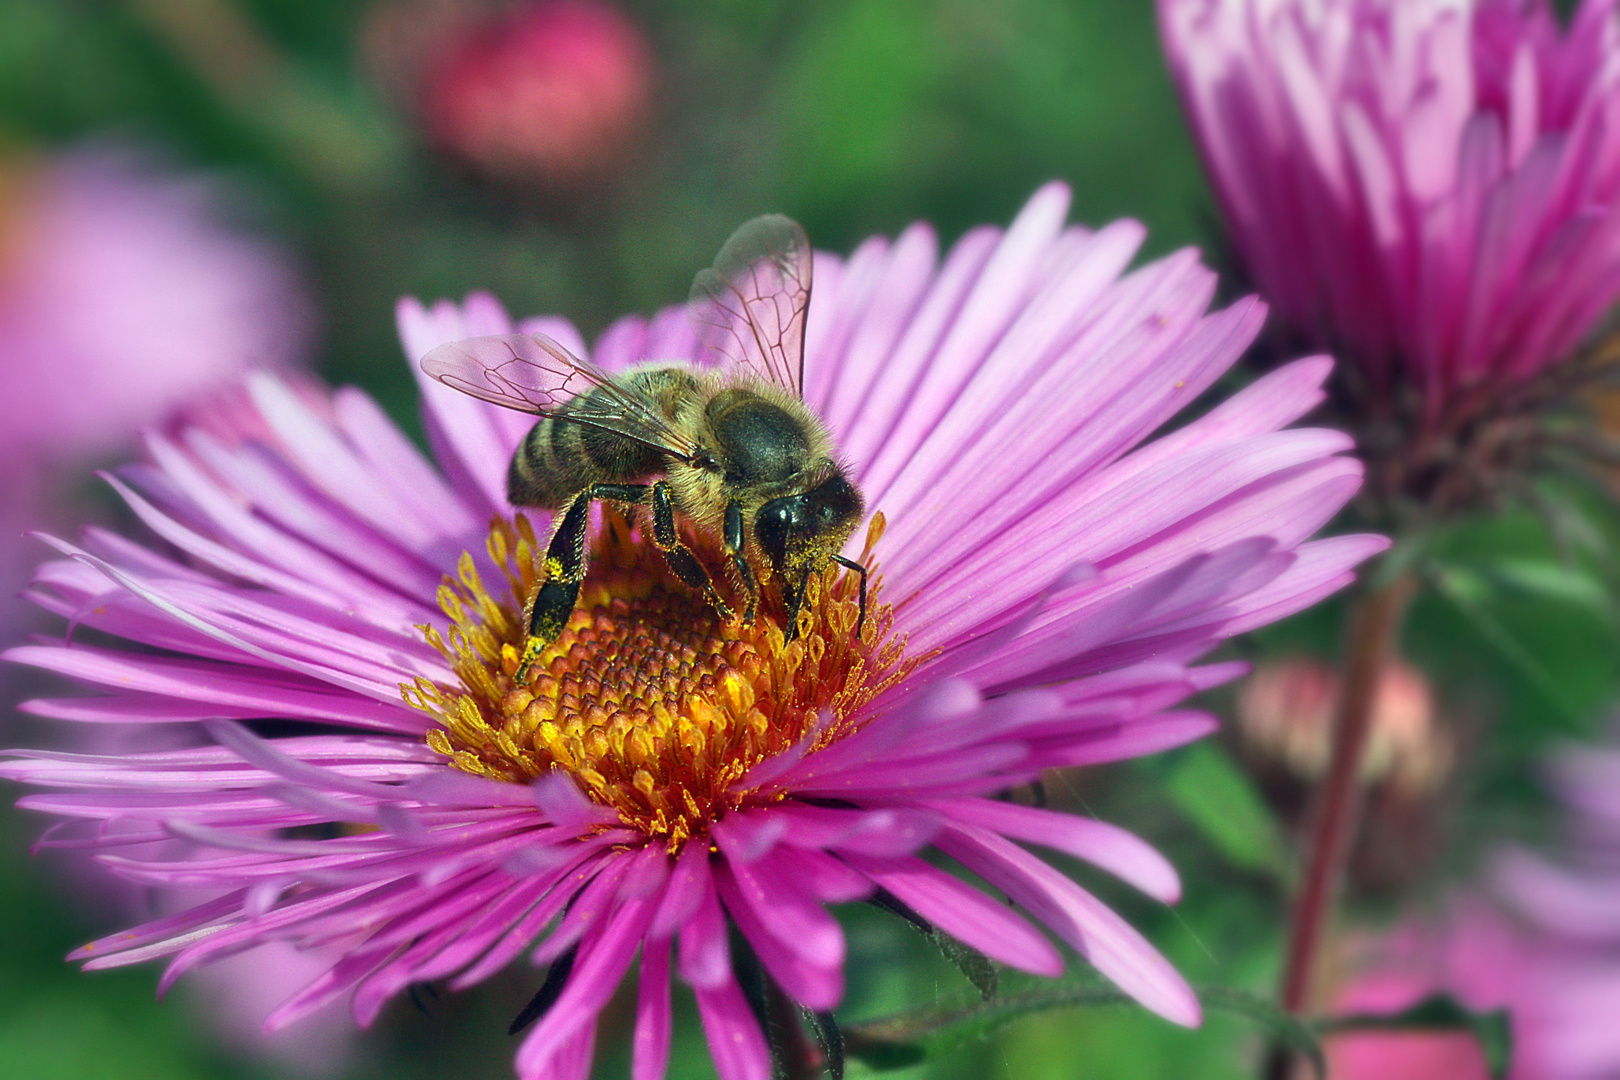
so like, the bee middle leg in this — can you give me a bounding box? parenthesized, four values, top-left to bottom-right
(650, 481, 738, 624)
(517, 482, 649, 680)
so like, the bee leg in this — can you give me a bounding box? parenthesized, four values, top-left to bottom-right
(723, 501, 758, 626)
(782, 565, 814, 642)
(832, 554, 868, 639)
(650, 481, 735, 623)
(517, 483, 649, 681)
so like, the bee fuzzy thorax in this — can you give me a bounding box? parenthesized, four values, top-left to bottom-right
(404, 510, 907, 848)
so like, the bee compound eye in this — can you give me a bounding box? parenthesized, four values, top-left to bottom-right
(754, 496, 796, 568)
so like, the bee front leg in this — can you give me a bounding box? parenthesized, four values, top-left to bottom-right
(723, 501, 758, 626)
(650, 481, 735, 623)
(832, 554, 868, 639)
(518, 483, 649, 681)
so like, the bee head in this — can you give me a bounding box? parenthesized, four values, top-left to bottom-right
(755, 470, 863, 580)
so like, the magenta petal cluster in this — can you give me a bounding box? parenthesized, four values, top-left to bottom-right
(2, 186, 1383, 1080)
(1160, 0, 1620, 414)
(1332, 733, 1620, 1080)
(1488, 738, 1620, 1079)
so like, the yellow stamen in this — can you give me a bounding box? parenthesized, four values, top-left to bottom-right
(403, 510, 911, 849)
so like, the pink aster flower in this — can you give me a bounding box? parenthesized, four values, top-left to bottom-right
(1, 186, 1382, 1080)
(1160, 0, 1620, 513)
(1330, 732, 1620, 1080)
(0, 145, 312, 467)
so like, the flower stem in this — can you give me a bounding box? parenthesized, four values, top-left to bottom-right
(1267, 572, 1416, 1077)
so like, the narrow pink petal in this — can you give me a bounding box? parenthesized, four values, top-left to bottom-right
(720, 850, 845, 968)
(532, 853, 638, 963)
(677, 887, 730, 989)
(398, 296, 519, 513)
(926, 797, 1181, 903)
(766, 803, 941, 857)
(450, 849, 615, 989)
(715, 859, 843, 1011)
(694, 975, 771, 1080)
(515, 893, 655, 1077)
(843, 852, 1063, 976)
(651, 840, 713, 939)
(523, 1017, 597, 1080)
(937, 823, 1200, 1027)
(633, 937, 674, 1080)
(1026, 712, 1219, 769)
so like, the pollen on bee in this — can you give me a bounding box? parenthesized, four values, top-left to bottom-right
(403, 509, 911, 849)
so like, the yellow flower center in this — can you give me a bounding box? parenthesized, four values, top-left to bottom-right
(403, 510, 910, 848)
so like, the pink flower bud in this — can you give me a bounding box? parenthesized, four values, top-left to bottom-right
(415, 0, 654, 187)
(1239, 657, 1451, 795)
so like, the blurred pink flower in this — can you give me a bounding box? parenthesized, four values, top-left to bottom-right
(1330, 731, 1620, 1080)
(1159, 0, 1620, 423)
(0, 147, 318, 1068)
(188, 942, 358, 1078)
(1328, 902, 1524, 1080)
(417, 0, 654, 187)
(1238, 656, 1449, 794)
(0, 146, 312, 469)
(1491, 737, 1620, 1079)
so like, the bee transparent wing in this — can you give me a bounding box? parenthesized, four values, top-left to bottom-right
(421, 332, 592, 413)
(689, 214, 812, 397)
(421, 331, 698, 459)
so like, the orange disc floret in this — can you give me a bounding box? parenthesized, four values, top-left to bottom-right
(403, 510, 910, 847)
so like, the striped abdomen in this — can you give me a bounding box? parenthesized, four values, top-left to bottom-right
(506, 367, 698, 509)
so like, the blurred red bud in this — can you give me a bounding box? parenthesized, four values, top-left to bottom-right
(395, 0, 655, 188)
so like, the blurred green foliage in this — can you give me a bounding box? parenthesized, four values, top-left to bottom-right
(1, 2, 1617, 1079)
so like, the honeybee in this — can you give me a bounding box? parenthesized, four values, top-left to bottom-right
(422, 215, 867, 678)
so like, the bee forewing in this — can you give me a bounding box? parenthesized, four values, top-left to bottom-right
(420, 332, 606, 414)
(689, 214, 812, 397)
(422, 330, 700, 460)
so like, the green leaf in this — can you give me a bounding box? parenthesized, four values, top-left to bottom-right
(866, 890, 999, 999)
(843, 982, 1324, 1078)
(802, 1009, 846, 1080)
(1164, 742, 1293, 880)
(1319, 993, 1513, 1080)
(1485, 558, 1609, 611)
(932, 931, 999, 1001)
(1431, 565, 1587, 729)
